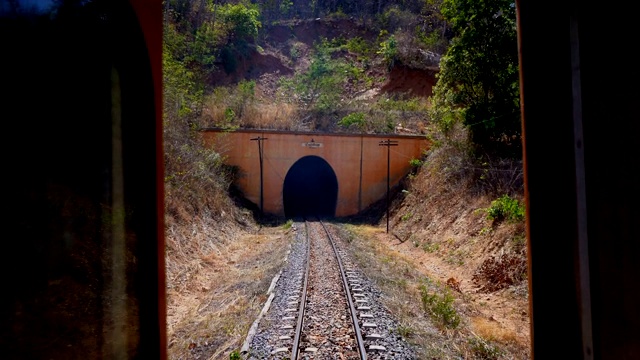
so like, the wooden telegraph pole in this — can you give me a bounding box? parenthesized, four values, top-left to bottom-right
(250, 136, 267, 216)
(379, 139, 398, 233)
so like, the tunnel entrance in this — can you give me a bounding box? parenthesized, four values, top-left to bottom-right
(283, 155, 338, 219)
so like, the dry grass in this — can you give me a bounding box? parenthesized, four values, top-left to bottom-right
(165, 212, 293, 359)
(333, 136, 531, 358)
(470, 316, 520, 344)
(239, 102, 298, 130)
(336, 221, 530, 359)
(334, 223, 462, 359)
(201, 88, 299, 131)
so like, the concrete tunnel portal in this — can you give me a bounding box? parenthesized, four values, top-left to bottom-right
(202, 129, 430, 217)
(283, 155, 338, 219)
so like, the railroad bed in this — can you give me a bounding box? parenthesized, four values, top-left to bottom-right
(244, 220, 416, 359)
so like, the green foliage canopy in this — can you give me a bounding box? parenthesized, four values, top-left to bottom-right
(162, 43, 202, 118)
(377, 33, 398, 70)
(214, 2, 262, 73)
(430, 0, 521, 158)
(216, 2, 261, 44)
(484, 194, 525, 223)
(338, 112, 366, 130)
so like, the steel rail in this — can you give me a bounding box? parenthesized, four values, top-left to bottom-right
(319, 220, 367, 360)
(290, 221, 311, 359)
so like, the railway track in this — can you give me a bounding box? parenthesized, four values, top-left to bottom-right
(289, 220, 368, 359)
(246, 219, 412, 359)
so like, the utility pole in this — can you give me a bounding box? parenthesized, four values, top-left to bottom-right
(379, 139, 398, 233)
(250, 136, 267, 216)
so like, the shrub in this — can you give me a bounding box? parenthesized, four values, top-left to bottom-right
(396, 324, 414, 338)
(484, 194, 525, 223)
(420, 283, 461, 329)
(346, 36, 373, 57)
(468, 337, 504, 359)
(338, 112, 366, 130)
(409, 158, 423, 167)
(289, 43, 302, 61)
(377, 34, 398, 70)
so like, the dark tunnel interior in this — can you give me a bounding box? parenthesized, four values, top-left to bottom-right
(283, 155, 338, 219)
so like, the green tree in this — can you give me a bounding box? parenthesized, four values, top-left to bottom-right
(377, 33, 398, 70)
(162, 43, 202, 118)
(430, 0, 521, 158)
(213, 1, 262, 73)
(189, 21, 224, 68)
(216, 1, 261, 45)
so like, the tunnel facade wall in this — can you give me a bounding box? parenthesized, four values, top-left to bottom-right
(203, 130, 430, 217)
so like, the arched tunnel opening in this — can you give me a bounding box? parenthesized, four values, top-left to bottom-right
(283, 155, 338, 219)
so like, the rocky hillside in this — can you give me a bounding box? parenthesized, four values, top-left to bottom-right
(199, 17, 439, 134)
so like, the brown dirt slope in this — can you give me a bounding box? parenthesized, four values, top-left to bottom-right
(208, 18, 439, 109)
(380, 64, 438, 98)
(385, 157, 530, 355)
